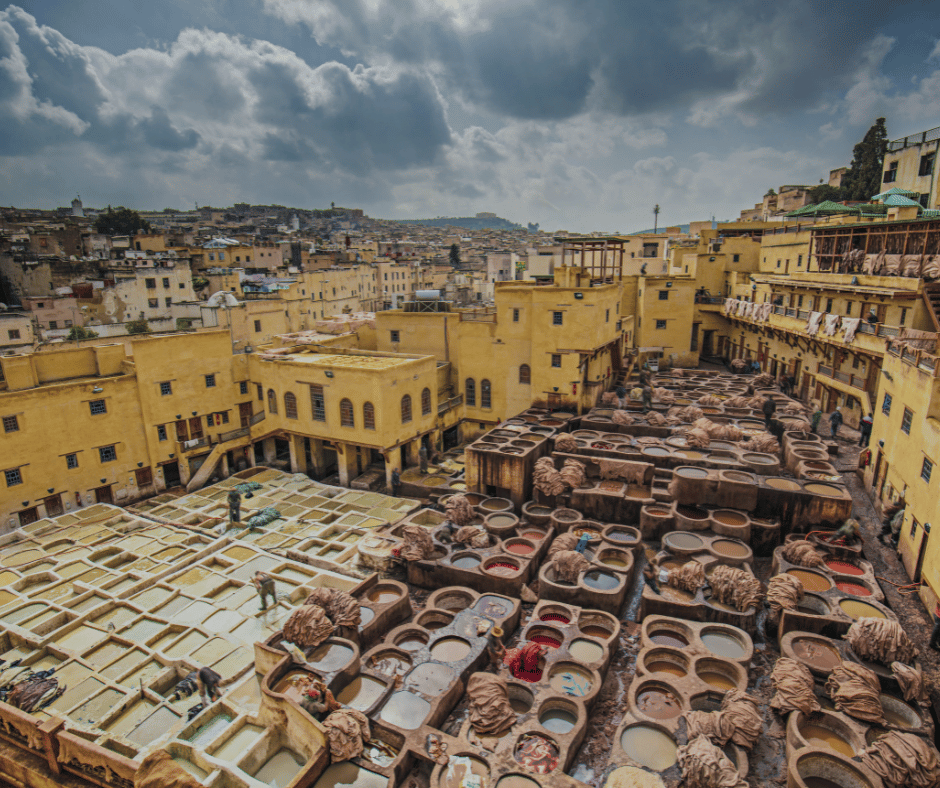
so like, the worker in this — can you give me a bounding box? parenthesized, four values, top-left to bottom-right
(391, 467, 401, 497)
(252, 571, 277, 611)
(830, 517, 861, 546)
(859, 414, 873, 447)
(866, 308, 879, 325)
(196, 667, 222, 706)
(419, 444, 429, 474)
(829, 407, 844, 439)
(811, 408, 822, 434)
(780, 375, 791, 397)
(879, 502, 903, 544)
(642, 559, 661, 594)
(641, 384, 653, 411)
(227, 488, 241, 526)
(300, 679, 334, 720)
(929, 602, 940, 652)
(761, 397, 777, 429)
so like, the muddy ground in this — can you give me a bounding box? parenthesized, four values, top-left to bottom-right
(394, 429, 940, 788)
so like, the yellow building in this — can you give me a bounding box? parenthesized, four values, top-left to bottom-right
(881, 125, 940, 210)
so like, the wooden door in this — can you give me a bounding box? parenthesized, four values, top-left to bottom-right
(239, 403, 253, 428)
(43, 494, 63, 517)
(189, 417, 204, 439)
(175, 420, 188, 441)
(18, 507, 38, 527)
(95, 485, 112, 504)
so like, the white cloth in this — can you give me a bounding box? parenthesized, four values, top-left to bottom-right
(806, 311, 823, 334)
(823, 314, 840, 336)
(842, 317, 861, 343)
(724, 298, 736, 315)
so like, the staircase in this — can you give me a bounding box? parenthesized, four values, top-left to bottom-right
(921, 283, 940, 332)
(185, 432, 252, 492)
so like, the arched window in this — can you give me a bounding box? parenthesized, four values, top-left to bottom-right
(519, 364, 531, 384)
(421, 387, 431, 416)
(340, 398, 354, 427)
(401, 394, 412, 424)
(481, 379, 491, 408)
(284, 391, 297, 419)
(363, 402, 375, 430)
(465, 378, 476, 407)
(267, 389, 278, 414)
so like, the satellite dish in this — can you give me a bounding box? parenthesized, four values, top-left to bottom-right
(206, 291, 239, 308)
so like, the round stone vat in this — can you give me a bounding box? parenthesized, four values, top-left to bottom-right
(710, 538, 751, 561)
(503, 537, 537, 557)
(429, 588, 475, 611)
(602, 524, 641, 547)
(838, 599, 887, 620)
(517, 527, 548, 543)
(527, 625, 564, 649)
(662, 531, 705, 553)
(879, 694, 923, 730)
(787, 634, 842, 676)
(619, 723, 678, 771)
(479, 497, 513, 514)
(415, 610, 455, 631)
(548, 662, 595, 698)
(804, 483, 845, 498)
(429, 637, 472, 663)
(482, 556, 522, 577)
(792, 751, 875, 788)
(521, 502, 553, 525)
(824, 559, 863, 577)
(506, 682, 535, 714)
(788, 568, 833, 593)
(393, 629, 429, 652)
(550, 508, 582, 530)
(485, 512, 520, 537)
(642, 648, 690, 678)
(835, 580, 872, 597)
(699, 627, 748, 660)
(646, 621, 692, 649)
(577, 611, 616, 641)
(538, 604, 573, 625)
(450, 552, 482, 570)
(437, 754, 489, 788)
(694, 657, 745, 692)
(634, 680, 683, 721)
(596, 547, 632, 571)
(793, 711, 862, 759)
(538, 698, 580, 735)
(674, 505, 710, 530)
(582, 570, 621, 592)
(568, 638, 604, 664)
(368, 584, 403, 605)
(796, 594, 832, 617)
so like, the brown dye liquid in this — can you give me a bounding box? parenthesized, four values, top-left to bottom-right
(700, 632, 746, 659)
(650, 632, 688, 648)
(792, 639, 842, 672)
(766, 478, 801, 490)
(580, 625, 610, 639)
(489, 514, 516, 526)
(337, 676, 385, 710)
(712, 540, 748, 557)
(788, 569, 832, 592)
(677, 506, 707, 520)
(379, 691, 430, 729)
(406, 663, 456, 696)
(254, 749, 305, 788)
(368, 589, 400, 604)
(636, 688, 682, 719)
(667, 532, 703, 549)
(799, 724, 855, 758)
(839, 599, 886, 619)
(507, 543, 534, 555)
(620, 725, 678, 771)
(429, 637, 471, 662)
(676, 467, 708, 478)
(646, 661, 686, 677)
(626, 485, 651, 499)
(699, 671, 736, 691)
(804, 483, 842, 497)
(713, 511, 747, 526)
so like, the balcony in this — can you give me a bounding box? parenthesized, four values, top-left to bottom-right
(220, 426, 249, 442)
(816, 365, 869, 391)
(438, 394, 463, 415)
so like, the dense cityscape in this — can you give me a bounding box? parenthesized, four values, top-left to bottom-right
(2, 3, 940, 788)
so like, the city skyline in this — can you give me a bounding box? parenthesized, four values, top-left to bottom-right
(3, 1, 940, 230)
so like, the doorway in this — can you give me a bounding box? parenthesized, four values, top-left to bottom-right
(43, 494, 63, 517)
(702, 330, 714, 356)
(189, 417, 204, 440)
(18, 507, 38, 527)
(95, 485, 113, 504)
(162, 461, 181, 487)
(240, 403, 253, 428)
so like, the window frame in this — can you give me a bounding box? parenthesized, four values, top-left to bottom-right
(89, 399, 107, 415)
(159, 381, 172, 396)
(465, 378, 476, 407)
(66, 453, 78, 469)
(552, 311, 563, 326)
(363, 402, 375, 430)
(157, 425, 167, 442)
(340, 398, 355, 427)
(480, 379, 491, 409)
(2, 415, 19, 433)
(922, 456, 933, 483)
(519, 364, 531, 384)
(901, 407, 913, 435)
(204, 373, 216, 388)
(655, 319, 667, 329)
(98, 445, 117, 463)
(421, 387, 431, 416)
(310, 384, 326, 422)
(284, 392, 298, 419)
(882, 392, 892, 416)
(551, 354, 561, 368)
(401, 394, 413, 424)
(4, 467, 22, 487)
(267, 389, 278, 415)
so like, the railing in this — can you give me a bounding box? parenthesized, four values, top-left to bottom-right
(220, 426, 249, 442)
(460, 308, 497, 323)
(249, 411, 266, 426)
(438, 394, 463, 414)
(797, 309, 809, 320)
(918, 356, 937, 373)
(773, 306, 785, 315)
(181, 436, 210, 451)
(834, 370, 851, 384)
(817, 365, 869, 391)
(818, 364, 833, 377)
(887, 125, 940, 151)
(786, 308, 797, 317)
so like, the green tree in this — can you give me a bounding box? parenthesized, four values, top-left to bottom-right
(126, 318, 151, 335)
(807, 184, 846, 204)
(843, 118, 889, 202)
(93, 206, 151, 236)
(449, 243, 461, 268)
(66, 326, 98, 340)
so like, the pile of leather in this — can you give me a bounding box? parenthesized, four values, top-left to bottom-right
(780, 539, 826, 569)
(891, 662, 929, 706)
(766, 574, 803, 624)
(653, 387, 675, 404)
(467, 673, 516, 736)
(552, 550, 590, 584)
(667, 560, 706, 594)
(846, 618, 919, 666)
(444, 493, 476, 526)
(697, 394, 723, 407)
(324, 709, 370, 761)
(709, 565, 762, 612)
(683, 427, 711, 449)
(676, 735, 747, 788)
(282, 604, 334, 649)
(693, 418, 744, 442)
(399, 523, 434, 561)
(644, 412, 667, 426)
(825, 663, 885, 724)
(601, 391, 621, 407)
(135, 751, 203, 788)
(743, 432, 780, 454)
(612, 410, 635, 425)
(304, 588, 361, 629)
(860, 731, 940, 788)
(670, 405, 704, 422)
(684, 691, 762, 750)
(553, 434, 579, 453)
(533, 457, 568, 497)
(455, 526, 489, 548)
(769, 658, 819, 715)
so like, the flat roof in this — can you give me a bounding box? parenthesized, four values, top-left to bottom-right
(280, 351, 413, 370)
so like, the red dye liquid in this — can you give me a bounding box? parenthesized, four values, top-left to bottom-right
(486, 561, 521, 576)
(540, 613, 571, 624)
(507, 543, 534, 555)
(825, 559, 863, 576)
(530, 635, 561, 648)
(836, 581, 871, 596)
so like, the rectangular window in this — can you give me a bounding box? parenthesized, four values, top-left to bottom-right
(2, 415, 18, 433)
(911, 517, 919, 538)
(157, 425, 167, 441)
(919, 152, 935, 177)
(160, 381, 172, 396)
(656, 319, 667, 329)
(49, 320, 57, 329)
(162, 278, 170, 289)
(221, 411, 229, 424)
(310, 384, 326, 422)
(66, 453, 78, 469)
(99, 445, 117, 463)
(256, 384, 263, 401)
(797, 254, 803, 267)
(390, 330, 400, 343)
(900, 308, 908, 326)
(845, 301, 852, 315)
(884, 161, 898, 183)
(7, 330, 19, 340)
(551, 354, 562, 368)
(606, 309, 610, 322)
(826, 298, 833, 312)
(145, 278, 156, 289)
(776, 260, 781, 268)
(901, 407, 913, 434)
(4, 468, 22, 486)
(205, 374, 216, 388)
(89, 399, 106, 415)
(135, 467, 153, 486)
(65, 320, 72, 327)
(798, 295, 804, 307)
(733, 254, 740, 263)
(552, 311, 563, 325)
(254, 320, 261, 332)
(513, 308, 520, 322)
(164, 297, 172, 308)
(147, 298, 158, 308)
(179, 283, 185, 289)
(218, 252, 225, 261)
(658, 291, 669, 300)
(239, 381, 248, 395)
(922, 457, 933, 483)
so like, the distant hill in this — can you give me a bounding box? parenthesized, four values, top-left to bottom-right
(396, 215, 524, 231)
(629, 224, 691, 235)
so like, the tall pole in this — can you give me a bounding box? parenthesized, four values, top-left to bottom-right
(653, 204, 660, 234)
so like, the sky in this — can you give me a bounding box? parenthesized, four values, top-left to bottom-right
(2, 1, 940, 232)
